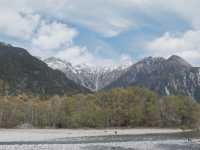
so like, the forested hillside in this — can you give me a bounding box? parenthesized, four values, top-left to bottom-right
(0, 42, 89, 97)
(0, 87, 199, 129)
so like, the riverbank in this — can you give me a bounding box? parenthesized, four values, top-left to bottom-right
(0, 128, 189, 142)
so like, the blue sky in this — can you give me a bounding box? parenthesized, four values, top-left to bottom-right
(0, 0, 200, 66)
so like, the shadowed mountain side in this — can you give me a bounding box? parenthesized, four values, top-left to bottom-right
(0, 42, 90, 97)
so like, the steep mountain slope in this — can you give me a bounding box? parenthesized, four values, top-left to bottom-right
(0, 42, 88, 96)
(44, 57, 132, 91)
(105, 55, 200, 101)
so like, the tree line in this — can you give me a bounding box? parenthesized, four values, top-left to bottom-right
(0, 87, 199, 128)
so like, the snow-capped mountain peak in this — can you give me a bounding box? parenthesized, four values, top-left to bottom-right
(44, 57, 132, 91)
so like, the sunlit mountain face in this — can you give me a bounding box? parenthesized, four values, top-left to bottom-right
(44, 57, 133, 91)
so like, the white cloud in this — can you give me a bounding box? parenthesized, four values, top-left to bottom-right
(26, 0, 200, 38)
(119, 54, 133, 65)
(2, 0, 200, 39)
(119, 0, 200, 28)
(0, 0, 40, 39)
(146, 30, 200, 65)
(0, 11, 40, 39)
(28, 0, 137, 37)
(1, 0, 200, 66)
(0, 0, 124, 65)
(32, 21, 78, 50)
(28, 21, 90, 64)
(55, 46, 117, 67)
(56, 46, 94, 66)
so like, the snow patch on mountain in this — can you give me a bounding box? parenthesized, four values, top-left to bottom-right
(44, 57, 133, 91)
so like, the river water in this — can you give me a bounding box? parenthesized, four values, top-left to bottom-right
(0, 132, 199, 150)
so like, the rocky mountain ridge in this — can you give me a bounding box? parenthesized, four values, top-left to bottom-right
(45, 55, 200, 101)
(44, 57, 132, 91)
(106, 55, 200, 101)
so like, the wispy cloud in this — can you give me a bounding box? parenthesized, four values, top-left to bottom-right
(0, 0, 200, 66)
(32, 21, 78, 51)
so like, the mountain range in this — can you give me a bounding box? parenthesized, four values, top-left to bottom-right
(45, 55, 200, 102)
(44, 57, 132, 91)
(106, 55, 200, 101)
(0, 41, 199, 102)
